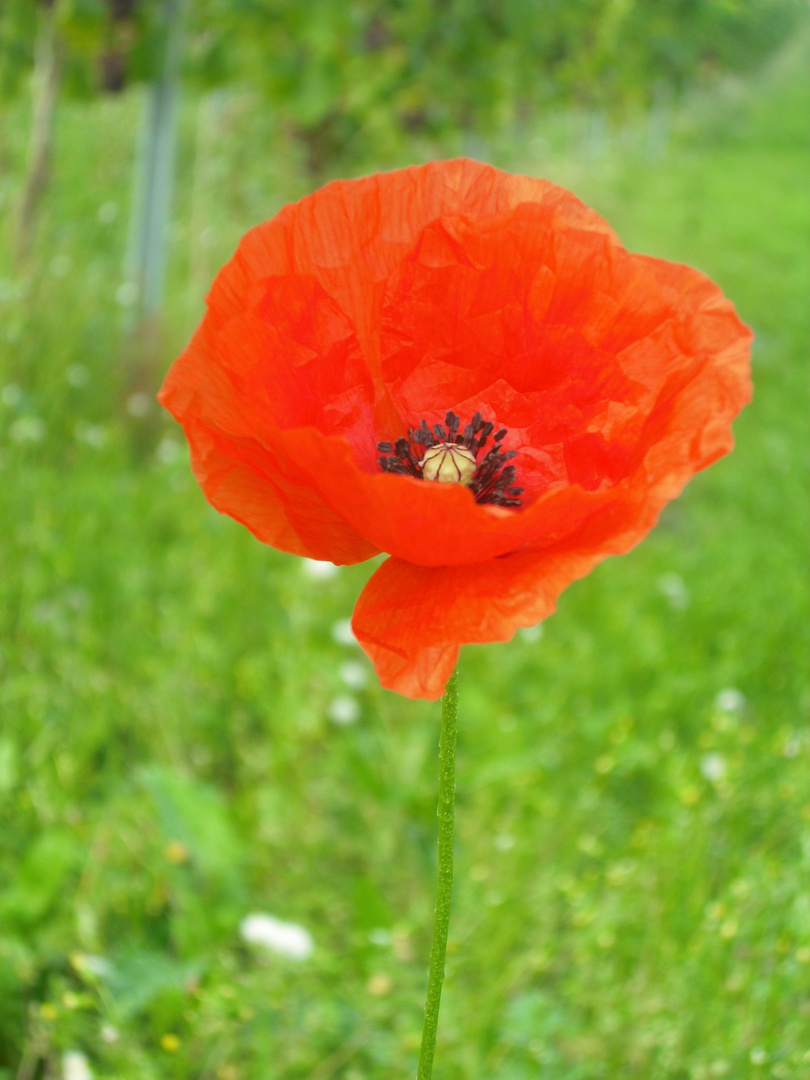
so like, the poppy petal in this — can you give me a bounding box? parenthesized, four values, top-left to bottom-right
(180, 417, 380, 563)
(160, 159, 752, 697)
(164, 230, 749, 572)
(352, 546, 614, 700)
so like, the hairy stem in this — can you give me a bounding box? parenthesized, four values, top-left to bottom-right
(416, 668, 459, 1079)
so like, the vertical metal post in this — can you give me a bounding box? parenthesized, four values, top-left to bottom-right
(128, 0, 185, 322)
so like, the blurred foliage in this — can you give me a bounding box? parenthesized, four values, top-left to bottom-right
(0, 0, 807, 169)
(0, 24, 808, 1077)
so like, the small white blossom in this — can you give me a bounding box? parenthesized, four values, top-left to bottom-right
(700, 753, 727, 783)
(156, 437, 183, 464)
(368, 928, 392, 946)
(328, 695, 360, 725)
(782, 734, 802, 759)
(715, 688, 746, 714)
(658, 572, 689, 610)
(339, 660, 367, 689)
(331, 618, 357, 646)
(72, 953, 112, 979)
(240, 914, 313, 960)
(302, 558, 340, 580)
(62, 1051, 93, 1080)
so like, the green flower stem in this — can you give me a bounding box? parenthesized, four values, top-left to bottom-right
(417, 668, 459, 1080)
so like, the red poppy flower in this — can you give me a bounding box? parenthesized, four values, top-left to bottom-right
(159, 159, 752, 700)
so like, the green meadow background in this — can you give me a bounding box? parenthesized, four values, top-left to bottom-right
(1, 15, 809, 1080)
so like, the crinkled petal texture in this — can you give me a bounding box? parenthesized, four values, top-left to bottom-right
(159, 158, 752, 699)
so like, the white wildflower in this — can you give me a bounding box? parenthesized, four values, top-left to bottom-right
(302, 558, 340, 580)
(368, 928, 392, 946)
(62, 1051, 93, 1080)
(331, 618, 357, 646)
(156, 437, 183, 464)
(700, 753, 727, 783)
(239, 914, 313, 960)
(658, 572, 689, 610)
(339, 660, 367, 690)
(715, 688, 746, 714)
(71, 953, 112, 979)
(328, 695, 360, 726)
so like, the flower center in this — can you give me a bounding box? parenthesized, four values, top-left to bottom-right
(377, 411, 523, 507)
(420, 442, 477, 485)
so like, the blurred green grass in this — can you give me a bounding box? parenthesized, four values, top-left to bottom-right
(0, 37, 809, 1080)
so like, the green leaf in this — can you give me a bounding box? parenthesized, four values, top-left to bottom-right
(104, 949, 203, 1018)
(0, 830, 82, 928)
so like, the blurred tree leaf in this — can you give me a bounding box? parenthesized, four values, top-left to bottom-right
(2, 0, 805, 166)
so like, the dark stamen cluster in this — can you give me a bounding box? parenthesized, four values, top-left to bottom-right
(377, 411, 524, 508)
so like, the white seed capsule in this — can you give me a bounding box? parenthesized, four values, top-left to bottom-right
(419, 442, 477, 485)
